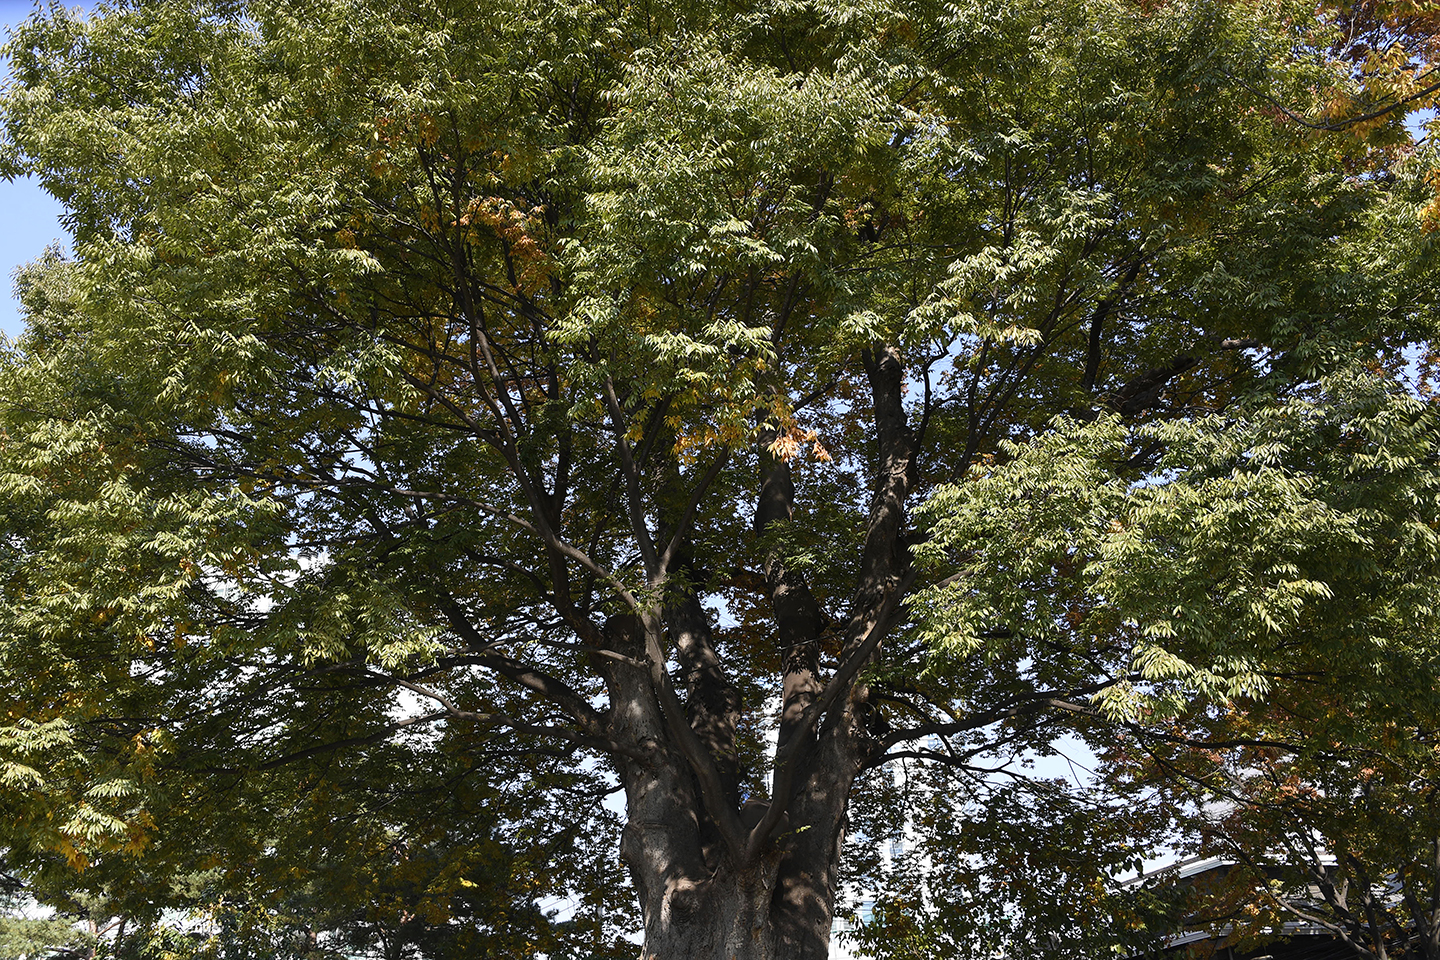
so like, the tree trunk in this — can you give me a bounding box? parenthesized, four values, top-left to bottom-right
(620, 782, 848, 960)
(599, 614, 853, 960)
(626, 848, 784, 960)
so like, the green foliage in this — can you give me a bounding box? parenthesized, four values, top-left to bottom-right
(0, 879, 96, 960)
(915, 372, 1440, 719)
(0, 0, 1437, 955)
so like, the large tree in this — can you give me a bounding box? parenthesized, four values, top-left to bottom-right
(2, 0, 1438, 957)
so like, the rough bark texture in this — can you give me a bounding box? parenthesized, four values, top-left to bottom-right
(598, 615, 784, 959)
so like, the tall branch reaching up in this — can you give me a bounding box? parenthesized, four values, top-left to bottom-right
(756, 425, 829, 753)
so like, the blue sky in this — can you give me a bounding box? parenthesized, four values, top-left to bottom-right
(2, 0, 69, 341)
(0, 180, 65, 341)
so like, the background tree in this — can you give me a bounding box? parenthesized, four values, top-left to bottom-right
(1191, 746, 1440, 960)
(1, 870, 98, 960)
(1108, 663, 1440, 958)
(2, 0, 1438, 957)
(836, 764, 1183, 960)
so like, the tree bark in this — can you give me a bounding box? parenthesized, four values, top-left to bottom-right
(599, 616, 795, 960)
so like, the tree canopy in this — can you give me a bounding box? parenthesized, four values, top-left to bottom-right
(1, 0, 1438, 957)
